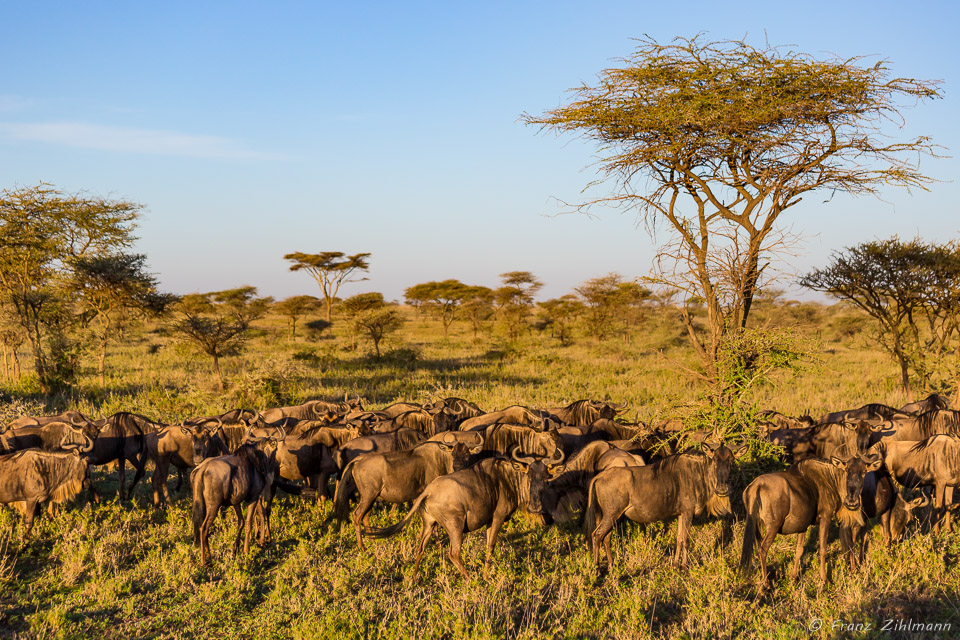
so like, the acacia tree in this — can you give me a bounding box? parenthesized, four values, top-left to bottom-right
(495, 271, 543, 340)
(340, 292, 386, 350)
(460, 286, 494, 341)
(0, 184, 141, 391)
(576, 273, 652, 342)
(284, 251, 371, 322)
(273, 295, 322, 338)
(801, 238, 960, 400)
(169, 287, 270, 390)
(524, 36, 941, 388)
(537, 295, 584, 346)
(404, 279, 475, 337)
(71, 253, 173, 386)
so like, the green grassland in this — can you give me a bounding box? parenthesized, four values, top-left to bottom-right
(1, 304, 958, 639)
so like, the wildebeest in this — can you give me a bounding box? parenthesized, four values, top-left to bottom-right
(425, 430, 484, 449)
(480, 424, 564, 460)
(190, 435, 283, 565)
(767, 420, 882, 462)
(334, 428, 426, 470)
(757, 410, 815, 432)
(0, 432, 94, 538)
(458, 405, 552, 432)
(365, 450, 551, 579)
(138, 420, 226, 506)
(739, 453, 882, 590)
(271, 425, 343, 500)
(870, 435, 960, 531)
(544, 399, 626, 427)
(899, 393, 951, 414)
(0, 418, 100, 454)
(584, 444, 736, 569)
(92, 412, 162, 500)
(422, 397, 485, 420)
(260, 396, 362, 423)
(381, 407, 463, 437)
(882, 409, 960, 441)
(7, 410, 95, 430)
(820, 403, 909, 426)
(333, 435, 480, 548)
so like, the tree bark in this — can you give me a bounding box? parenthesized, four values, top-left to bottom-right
(212, 354, 224, 391)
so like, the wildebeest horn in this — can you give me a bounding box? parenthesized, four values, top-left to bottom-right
(71, 416, 87, 427)
(549, 447, 565, 465)
(78, 432, 94, 453)
(441, 432, 456, 445)
(510, 446, 536, 465)
(273, 426, 286, 442)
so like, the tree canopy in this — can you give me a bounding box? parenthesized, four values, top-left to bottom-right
(524, 35, 941, 386)
(284, 251, 371, 321)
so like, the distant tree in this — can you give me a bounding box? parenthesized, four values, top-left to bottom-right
(404, 279, 475, 337)
(273, 295, 322, 338)
(340, 292, 386, 350)
(495, 271, 543, 340)
(537, 295, 584, 346)
(0, 304, 24, 381)
(801, 238, 960, 400)
(284, 251, 371, 322)
(524, 35, 941, 392)
(303, 318, 333, 341)
(355, 308, 405, 358)
(460, 286, 494, 341)
(71, 252, 173, 386)
(168, 287, 270, 390)
(0, 184, 141, 392)
(576, 273, 651, 342)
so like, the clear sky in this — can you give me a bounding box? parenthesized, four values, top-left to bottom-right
(1, 1, 957, 302)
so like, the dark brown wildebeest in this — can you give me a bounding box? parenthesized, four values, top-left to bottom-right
(374, 402, 425, 419)
(767, 420, 883, 462)
(882, 409, 960, 442)
(458, 406, 553, 432)
(757, 410, 816, 433)
(379, 407, 463, 437)
(480, 424, 564, 461)
(425, 430, 484, 449)
(138, 420, 227, 506)
(585, 444, 736, 569)
(870, 435, 960, 531)
(270, 425, 344, 501)
(820, 403, 909, 426)
(0, 418, 100, 454)
(544, 400, 626, 427)
(422, 397, 484, 420)
(365, 450, 551, 579)
(334, 427, 426, 470)
(8, 410, 95, 430)
(587, 418, 646, 441)
(0, 432, 94, 538)
(261, 396, 362, 423)
(333, 435, 481, 548)
(93, 412, 163, 499)
(190, 434, 283, 566)
(739, 453, 883, 590)
(542, 440, 645, 523)
(899, 393, 951, 414)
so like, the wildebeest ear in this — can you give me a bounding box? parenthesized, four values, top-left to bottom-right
(512, 461, 525, 471)
(871, 420, 891, 432)
(734, 444, 750, 459)
(180, 426, 192, 436)
(908, 495, 930, 509)
(437, 442, 452, 451)
(865, 456, 883, 472)
(830, 456, 845, 468)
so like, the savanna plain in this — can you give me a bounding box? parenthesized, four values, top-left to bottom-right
(1, 304, 958, 640)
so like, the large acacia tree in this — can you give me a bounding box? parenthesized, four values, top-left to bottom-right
(524, 36, 940, 386)
(284, 251, 370, 322)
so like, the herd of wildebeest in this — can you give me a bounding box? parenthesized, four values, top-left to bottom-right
(1, 392, 960, 590)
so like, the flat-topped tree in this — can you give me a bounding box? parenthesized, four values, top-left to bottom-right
(274, 295, 322, 338)
(284, 251, 371, 322)
(404, 279, 476, 337)
(524, 35, 941, 387)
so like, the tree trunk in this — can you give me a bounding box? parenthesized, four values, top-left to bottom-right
(12, 348, 20, 381)
(291, 318, 297, 338)
(212, 354, 224, 391)
(373, 337, 381, 359)
(325, 297, 333, 323)
(98, 327, 109, 388)
(898, 357, 913, 401)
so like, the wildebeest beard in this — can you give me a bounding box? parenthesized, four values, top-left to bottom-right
(835, 505, 865, 528)
(705, 493, 732, 517)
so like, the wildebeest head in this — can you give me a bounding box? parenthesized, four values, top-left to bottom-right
(831, 453, 883, 517)
(590, 400, 625, 421)
(438, 432, 482, 469)
(889, 493, 929, 541)
(699, 443, 737, 516)
(511, 448, 550, 516)
(59, 429, 94, 456)
(841, 419, 888, 454)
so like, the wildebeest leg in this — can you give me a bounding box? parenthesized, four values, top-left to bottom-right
(175, 468, 185, 493)
(128, 453, 148, 499)
(413, 517, 436, 574)
(673, 513, 691, 568)
(758, 524, 779, 590)
(117, 456, 127, 500)
(818, 516, 830, 583)
(152, 459, 169, 507)
(244, 503, 259, 557)
(233, 504, 244, 555)
(200, 504, 220, 566)
(259, 496, 273, 545)
(945, 486, 954, 532)
(789, 531, 805, 582)
(880, 509, 892, 546)
(483, 516, 507, 575)
(445, 521, 471, 580)
(22, 498, 40, 540)
(934, 483, 947, 533)
(352, 493, 379, 551)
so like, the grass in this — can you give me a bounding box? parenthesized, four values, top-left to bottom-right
(1, 305, 958, 638)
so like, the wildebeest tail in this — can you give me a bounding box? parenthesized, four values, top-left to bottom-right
(191, 466, 205, 545)
(740, 485, 760, 575)
(364, 492, 428, 539)
(331, 459, 357, 524)
(583, 477, 599, 545)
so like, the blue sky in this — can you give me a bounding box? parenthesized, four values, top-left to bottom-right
(1, 1, 957, 302)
